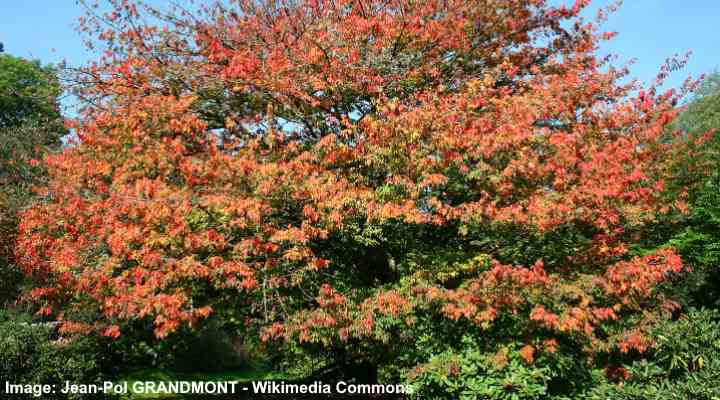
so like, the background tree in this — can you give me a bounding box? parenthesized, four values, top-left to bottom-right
(676, 71, 720, 135)
(670, 71, 720, 307)
(0, 52, 64, 304)
(637, 70, 720, 310)
(0, 53, 64, 131)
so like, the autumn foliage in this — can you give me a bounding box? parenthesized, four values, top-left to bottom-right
(14, 0, 701, 385)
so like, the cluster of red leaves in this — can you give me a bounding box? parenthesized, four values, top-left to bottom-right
(14, 0, 698, 369)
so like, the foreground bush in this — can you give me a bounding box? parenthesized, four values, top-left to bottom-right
(584, 310, 720, 400)
(0, 313, 113, 399)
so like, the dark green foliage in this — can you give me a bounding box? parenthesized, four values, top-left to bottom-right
(107, 321, 258, 375)
(649, 71, 720, 310)
(0, 53, 63, 131)
(665, 167, 720, 308)
(380, 308, 597, 400)
(405, 339, 550, 400)
(584, 310, 720, 400)
(0, 312, 114, 400)
(400, 331, 590, 400)
(164, 326, 249, 373)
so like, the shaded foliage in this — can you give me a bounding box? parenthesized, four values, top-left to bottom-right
(0, 311, 115, 400)
(584, 310, 720, 400)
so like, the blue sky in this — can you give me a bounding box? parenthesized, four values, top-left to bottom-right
(580, 1, 720, 90)
(1, 2, 91, 67)
(1, 1, 718, 109)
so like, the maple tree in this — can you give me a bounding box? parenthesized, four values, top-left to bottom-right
(14, 0, 704, 390)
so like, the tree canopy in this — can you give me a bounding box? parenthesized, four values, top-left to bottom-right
(13, 0, 711, 396)
(0, 54, 63, 131)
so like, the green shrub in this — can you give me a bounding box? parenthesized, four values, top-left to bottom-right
(583, 310, 720, 400)
(397, 329, 597, 400)
(405, 341, 550, 400)
(0, 314, 115, 399)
